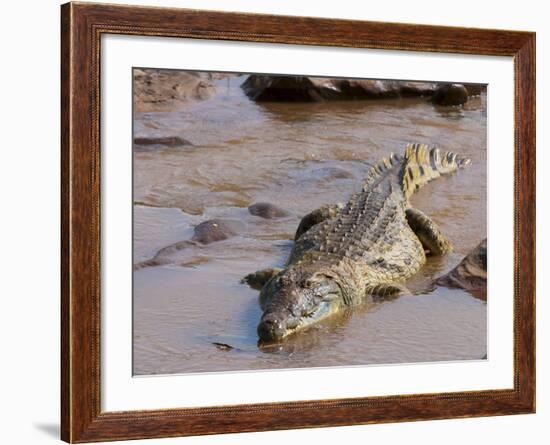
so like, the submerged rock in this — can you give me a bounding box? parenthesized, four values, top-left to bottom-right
(432, 83, 469, 106)
(133, 68, 215, 112)
(248, 202, 290, 219)
(134, 218, 244, 270)
(241, 75, 438, 102)
(436, 239, 487, 300)
(191, 219, 244, 244)
(133, 136, 193, 147)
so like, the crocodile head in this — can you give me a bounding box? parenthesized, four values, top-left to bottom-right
(257, 267, 344, 342)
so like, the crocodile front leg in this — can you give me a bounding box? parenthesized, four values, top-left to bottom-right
(294, 203, 344, 240)
(405, 207, 452, 255)
(241, 268, 283, 290)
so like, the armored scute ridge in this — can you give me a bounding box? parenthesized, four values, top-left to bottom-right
(243, 143, 471, 342)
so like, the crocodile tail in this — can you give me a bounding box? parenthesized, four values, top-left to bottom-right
(401, 143, 470, 198)
(363, 152, 403, 190)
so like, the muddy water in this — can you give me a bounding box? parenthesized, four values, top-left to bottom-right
(133, 75, 487, 375)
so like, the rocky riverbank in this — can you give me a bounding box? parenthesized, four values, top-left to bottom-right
(133, 68, 217, 113)
(241, 75, 485, 106)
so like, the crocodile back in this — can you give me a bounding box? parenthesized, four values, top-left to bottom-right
(287, 143, 470, 292)
(289, 157, 415, 266)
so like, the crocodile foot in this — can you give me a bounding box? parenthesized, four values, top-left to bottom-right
(241, 268, 283, 290)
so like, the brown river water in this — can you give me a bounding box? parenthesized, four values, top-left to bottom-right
(133, 74, 487, 376)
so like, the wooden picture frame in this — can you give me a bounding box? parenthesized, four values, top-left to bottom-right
(61, 2, 535, 442)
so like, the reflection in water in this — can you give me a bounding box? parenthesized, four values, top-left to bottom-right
(133, 74, 487, 376)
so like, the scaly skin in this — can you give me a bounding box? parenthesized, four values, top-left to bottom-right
(245, 143, 471, 342)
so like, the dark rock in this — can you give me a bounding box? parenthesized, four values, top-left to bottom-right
(242, 75, 327, 102)
(334, 79, 401, 99)
(398, 81, 439, 97)
(241, 75, 438, 102)
(432, 83, 469, 106)
(436, 239, 487, 300)
(248, 202, 290, 219)
(192, 219, 244, 244)
(241, 75, 481, 105)
(333, 79, 437, 99)
(133, 136, 193, 147)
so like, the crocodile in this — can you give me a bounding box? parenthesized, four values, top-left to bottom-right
(243, 143, 471, 342)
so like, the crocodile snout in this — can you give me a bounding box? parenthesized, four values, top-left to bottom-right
(257, 313, 287, 341)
